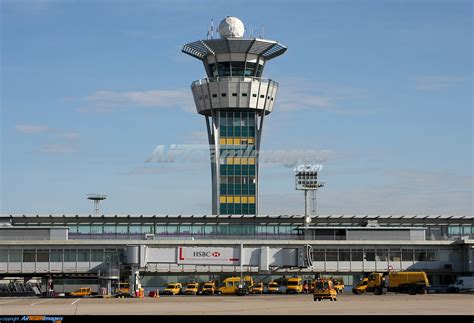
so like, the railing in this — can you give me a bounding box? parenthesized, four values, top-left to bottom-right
(69, 233, 298, 240)
(192, 77, 278, 87)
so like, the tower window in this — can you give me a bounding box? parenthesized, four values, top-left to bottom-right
(242, 93, 248, 97)
(252, 94, 257, 97)
(205, 95, 208, 99)
(199, 96, 203, 100)
(212, 94, 217, 98)
(221, 93, 227, 97)
(271, 97, 274, 101)
(232, 93, 237, 97)
(260, 95, 265, 98)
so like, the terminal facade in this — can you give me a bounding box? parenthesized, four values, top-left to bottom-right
(0, 214, 472, 294)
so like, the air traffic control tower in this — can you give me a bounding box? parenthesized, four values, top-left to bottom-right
(182, 16, 287, 216)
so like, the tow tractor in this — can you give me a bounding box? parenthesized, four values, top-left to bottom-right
(313, 279, 337, 302)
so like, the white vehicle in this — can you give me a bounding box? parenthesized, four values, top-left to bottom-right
(448, 276, 474, 293)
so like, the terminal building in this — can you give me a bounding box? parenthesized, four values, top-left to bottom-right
(0, 214, 472, 294)
(1, 17, 473, 295)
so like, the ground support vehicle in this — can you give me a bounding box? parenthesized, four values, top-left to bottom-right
(162, 283, 182, 295)
(313, 279, 337, 302)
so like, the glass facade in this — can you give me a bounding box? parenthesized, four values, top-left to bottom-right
(208, 61, 264, 77)
(218, 110, 257, 215)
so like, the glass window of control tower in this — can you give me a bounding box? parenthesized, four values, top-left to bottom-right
(210, 61, 263, 77)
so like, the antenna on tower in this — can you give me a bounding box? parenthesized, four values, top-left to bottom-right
(260, 25, 264, 38)
(211, 18, 214, 39)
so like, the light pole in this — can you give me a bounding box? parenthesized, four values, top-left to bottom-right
(87, 194, 107, 216)
(294, 165, 325, 227)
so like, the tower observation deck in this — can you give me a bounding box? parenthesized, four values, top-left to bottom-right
(182, 16, 287, 216)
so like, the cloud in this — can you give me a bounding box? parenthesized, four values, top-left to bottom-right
(42, 143, 77, 154)
(80, 88, 194, 112)
(414, 76, 467, 91)
(15, 124, 49, 134)
(276, 78, 369, 113)
(62, 132, 80, 141)
(278, 92, 334, 112)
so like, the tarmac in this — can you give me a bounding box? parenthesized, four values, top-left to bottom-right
(0, 293, 473, 315)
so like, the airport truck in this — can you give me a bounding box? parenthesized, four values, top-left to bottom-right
(331, 277, 345, 293)
(218, 276, 253, 295)
(353, 271, 430, 295)
(286, 277, 303, 294)
(201, 281, 217, 295)
(313, 279, 337, 302)
(267, 281, 279, 294)
(448, 276, 474, 293)
(69, 287, 92, 297)
(352, 277, 368, 294)
(184, 282, 200, 295)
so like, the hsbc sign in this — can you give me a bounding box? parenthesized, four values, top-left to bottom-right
(177, 247, 240, 265)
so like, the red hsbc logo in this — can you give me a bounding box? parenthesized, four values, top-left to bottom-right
(212, 252, 221, 257)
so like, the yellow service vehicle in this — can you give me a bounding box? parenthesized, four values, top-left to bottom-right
(162, 283, 182, 295)
(331, 277, 345, 293)
(313, 279, 337, 302)
(184, 282, 199, 295)
(286, 277, 303, 294)
(352, 277, 368, 294)
(69, 287, 92, 297)
(201, 281, 217, 295)
(115, 282, 131, 298)
(354, 272, 430, 295)
(218, 276, 254, 295)
(267, 281, 279, 294)
(250, 282, 264, 294)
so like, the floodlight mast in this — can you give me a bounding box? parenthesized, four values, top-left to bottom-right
(294, 165, 325, 227)
(87, 194, 107, 216)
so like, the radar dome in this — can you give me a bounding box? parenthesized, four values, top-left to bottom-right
(218, 16, 245, 38)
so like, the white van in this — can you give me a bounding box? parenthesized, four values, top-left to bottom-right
(448, 276, 474, 293)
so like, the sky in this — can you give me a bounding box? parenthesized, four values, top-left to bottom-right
(1, 0, 472, 216)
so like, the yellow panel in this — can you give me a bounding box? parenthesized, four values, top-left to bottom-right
(241, 196, 248, 203)
(248, 138, 255, 144)
(248, 157, 255, 165)
(227, 157, 234, 165)
(249, 196, 255, 203)
(233, 138, 241, 145)
(227, 196, 234, 203)
(234, 196, 240, 203)
(220, 196, 227, 203)
(241, 158, 248, 165)
(220, 138, 226, 145)
(226, 138, 233, 145)
(234, 157, 241, 164)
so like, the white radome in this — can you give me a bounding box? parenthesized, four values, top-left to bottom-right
(218, 16, 245, 38)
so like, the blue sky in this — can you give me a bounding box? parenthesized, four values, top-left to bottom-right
(1, 0, 472, 215)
